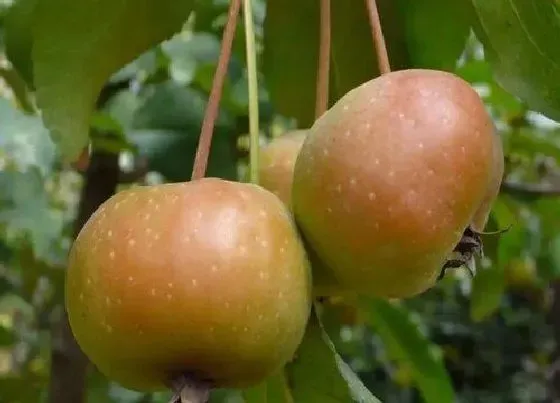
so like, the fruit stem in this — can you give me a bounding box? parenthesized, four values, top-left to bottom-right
(315, 0, 331, 119)
(191, 0, 241, 181)
(243, 0, 261, 185)
(168, 375, 210, 403)
(365, 0, 391, 75)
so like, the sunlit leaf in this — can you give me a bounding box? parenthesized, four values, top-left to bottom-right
(32, 0, 194, 161)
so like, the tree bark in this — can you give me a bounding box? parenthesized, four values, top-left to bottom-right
(48, 150, 120, 403)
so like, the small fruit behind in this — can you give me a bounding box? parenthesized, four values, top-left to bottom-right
(258, 130, 308, 207)
(292, 69, 499, 298)
(65, 178, 312, 392)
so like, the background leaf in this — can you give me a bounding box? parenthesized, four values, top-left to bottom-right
(359, 298, 455, 403)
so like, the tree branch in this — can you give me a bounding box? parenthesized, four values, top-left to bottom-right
(48, 150, 120, 403)
(501, 180, 560, 197)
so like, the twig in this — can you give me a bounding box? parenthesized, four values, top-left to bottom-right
(364, 0, 391, 75)
(315, 0, 331, 119)
(191, 0, 241, 181)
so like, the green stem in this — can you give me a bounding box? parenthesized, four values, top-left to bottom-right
(0, 67, 35, 114)
(243, 0, 260, 185)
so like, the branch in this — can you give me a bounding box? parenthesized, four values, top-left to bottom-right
(48, 150, 121, 403)
(501, 180, 560, 197)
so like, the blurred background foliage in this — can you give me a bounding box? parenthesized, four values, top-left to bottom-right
(1, 0, 560, 402)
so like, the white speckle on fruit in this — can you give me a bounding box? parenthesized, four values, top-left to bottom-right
(209, 326, 215, 333)
(183, 235, 191, 243)
(388, 206, 393, 213)
(343, 105, 349, 111)
(278, 291, 284, 298)
(196, 211, 203, 219)
(171, 195, 179, 203)
(259, 209, 267, 217)
(192, 279, 198, 287)
(323, 148, 329, 156)
(150, 288, 156, 296)
(154, 233, 160, 240)
(107, 230, 113, 238)
(327, 207, 332, 213)
(211, 264, 218, 273)
(335, 184, 342, 193)
(155, 204, 160, 211)
(105, 296, 111, 306)
(443, 152, 449, 160)
(280, 247, 286, 253)
(87, 277, 92, 285)
(244, 326, 249, 333)
(345, 130, 351, 137)
(418, 142, 424, 149)
(128, 276, 134, 282)
(427, 209, 433, 216)
(239, 245, 248, 255)
(369, 97, 376, 104)
(168, 282, 173, 288)
(374, 158, 380, 165)
(350, 177, 357, 186)
(365, 123, 371, 130)
(148, 198, 154, 204)
(399, 112, 405, 119)
(258, 314, 264, 321)
(275, 312, 280, 319)
(461, 146, 466, 154)
(225, 301, 230, 309)
(144, 213, 151, 220)
(284, 238, 289, 245)
(114, 202, 121, 210)
(109, 250, 115, 260)
(428, 169, 435, 176)
(107, 325, 113, 333)
(166, 293, 172, 301)
(239, 190, 250, 200)
(388, 171, 395, 178)
(145, 228, 152, 234)
(259, 271, 266, 280)
(368, 192, 376, 201)
(116, 298, 122, 305)
(128, 239, 136, 246)
(79, 293, 84, 301)
(260, 240, 268, 248)
(374, 222, 380, 230)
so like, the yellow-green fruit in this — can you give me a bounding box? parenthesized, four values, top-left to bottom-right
(258, 130, 308, 208)
(292, 69, 499, 299)
(66, 178, 312, 392)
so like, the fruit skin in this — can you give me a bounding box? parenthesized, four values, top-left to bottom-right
(292, 69, 497, 298)
(66, 178, 312, 391)
(471, 130, 504, 231)
(258, 130, 308, 207)
(257, 130, 343, 296)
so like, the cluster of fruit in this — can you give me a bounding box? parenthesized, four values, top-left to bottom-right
(65, 69, 504, 399)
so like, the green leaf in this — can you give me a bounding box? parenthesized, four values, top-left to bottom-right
(32, 0, 194, 161)
(0, 98, 55, 174)
(470, 0, 560, 121)
(4, 0, 37, 86)
(263, 0, 409, 128)
(396, 0, 472, 71)
(242, 371, 293, 403)
(469, 265, 505, 322)
(360, 298, 455, 403)
(285, 305, 381, 403)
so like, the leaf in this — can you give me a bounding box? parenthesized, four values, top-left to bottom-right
(32, 0, 194, 161)
(285, 305, 381, 403)
(0, 97, 55, 174)
(0, 168, 64, 259)
(469, 265, 505, 322)
(242, 371, 293, 403)
(470, 1, 560, 122)
(359, 298, 455, 403)
(4, 0, 37, 86)
(263, 0, 409, 129)
(396, 0, 472, 71)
